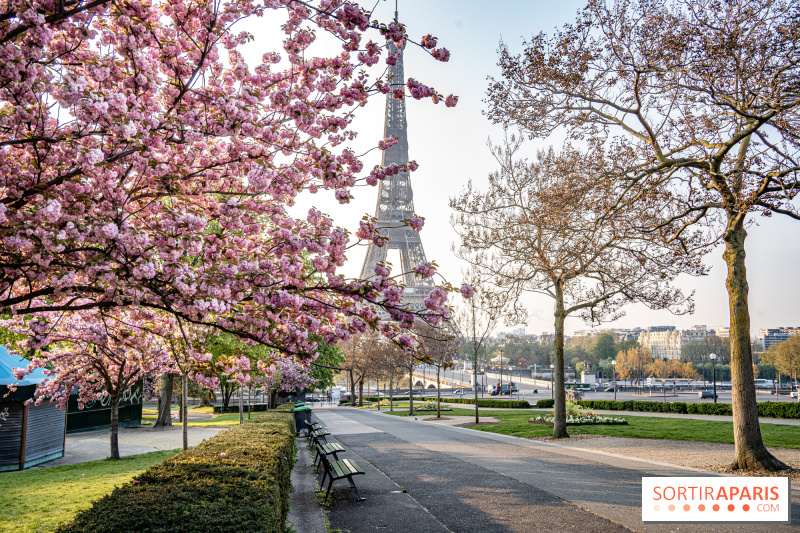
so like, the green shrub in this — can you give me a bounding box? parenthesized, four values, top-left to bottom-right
(535, 398, 798, 419)
(58, 410, 295, 533)
(758, 402, 800, 419)
(445, 398, 530, 408)
(566, 399, 799, 419)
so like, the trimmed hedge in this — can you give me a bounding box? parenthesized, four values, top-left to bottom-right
(213, 403, 270, 414)
(58, 408, 296, 533)
(535, 398, 800, 419)
(444, 398, 531, 408)
(351, 396, 531, 409)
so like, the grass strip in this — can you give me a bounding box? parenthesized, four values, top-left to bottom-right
(0, 450, 179, 533)
(383, 406, 800, 449)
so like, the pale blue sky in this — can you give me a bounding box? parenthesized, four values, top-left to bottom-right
(246, 1, 800, 336)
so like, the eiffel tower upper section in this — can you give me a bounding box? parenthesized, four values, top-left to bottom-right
(359, 38, 433, 310)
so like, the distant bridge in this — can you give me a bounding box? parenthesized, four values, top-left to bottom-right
(410, 373, 470, 390)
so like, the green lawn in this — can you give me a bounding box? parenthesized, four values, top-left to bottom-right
(383, 406, 800, 449)
(186, 412, 247, 426)
(0, 449, 179, 533)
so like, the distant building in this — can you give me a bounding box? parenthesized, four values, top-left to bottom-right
(573, 327, 643, 341)
(637, 326, 712, 360)
(713, 326, 730, 338)
(513, 327, 526, 337)
(756, 328, 800, 350)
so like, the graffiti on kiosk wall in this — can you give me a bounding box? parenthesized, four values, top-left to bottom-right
(74, 381, 143, 412)
(0, 407, 8, 428)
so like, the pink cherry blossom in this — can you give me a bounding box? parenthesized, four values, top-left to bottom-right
(407, 216, 425, 232)
(0, 0, 465, 374)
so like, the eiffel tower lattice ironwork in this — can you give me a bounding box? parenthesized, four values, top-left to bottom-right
(358, 40, 433, 311)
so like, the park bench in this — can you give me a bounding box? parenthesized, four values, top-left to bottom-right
(305, 419, 323, 435)
(313, 441, 347, 469)
(307, 427, 330, 446)
(316, 444, 365, 502)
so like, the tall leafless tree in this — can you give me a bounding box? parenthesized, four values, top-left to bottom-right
(451, 136, 700, 438)
(453, 269, 521, 424)
(487, 0, 799, 470)
(340, 331, 382, 407)
(416, 322, 462, 418)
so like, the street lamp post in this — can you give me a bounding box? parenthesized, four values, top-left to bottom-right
(550, 364, 554, 399)
(499, 350, 503, 394)
(709, 353, 718, 403)
(612, 360, 617, 402)
(701, 353, 706, 389)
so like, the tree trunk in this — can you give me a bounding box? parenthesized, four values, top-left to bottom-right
(389, 373, 394, 412)
(552, 282, 568, 439)
(238, 386, 244, 425)
(154, 372, 174, 428)
(349, 369, 356, 407)
(198, 389, 212, 408)
(473, 300, 480, 424)
(724, 220, 787, 471)
(408, 367, 414, 415)
(376, 371, 381, 411)
(182, 374, 188, 451)
(473, 348, 480, 424)
(436, 367, 441, 419)
(358, 378, 364, 407)
(109, 391, 121, 460)
(178, 383, 184, 423)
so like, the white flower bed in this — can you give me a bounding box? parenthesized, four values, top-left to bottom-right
(531, 412, 627, 425)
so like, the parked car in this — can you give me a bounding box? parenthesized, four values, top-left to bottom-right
(698, 391, 717, 399)
(604, 387, 615, 392)
(491, 385, 512, 396)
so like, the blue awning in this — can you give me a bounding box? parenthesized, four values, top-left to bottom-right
(0, 345, 48, 387)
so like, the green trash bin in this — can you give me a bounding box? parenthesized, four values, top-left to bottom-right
(291, 405, 311, 435)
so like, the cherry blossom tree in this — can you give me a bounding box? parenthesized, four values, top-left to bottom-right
(1, 0, 460, 368)
(11, 309, 170, 459)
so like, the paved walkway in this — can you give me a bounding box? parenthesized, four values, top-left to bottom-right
(310, 407, 800, 533)
(31, 425, 226, 468)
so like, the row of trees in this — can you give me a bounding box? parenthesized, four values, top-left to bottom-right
(339, 322, 460, 418)
(454, 0, 800, 471)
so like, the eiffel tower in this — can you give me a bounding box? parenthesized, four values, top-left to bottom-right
(358, 37, 433, 312)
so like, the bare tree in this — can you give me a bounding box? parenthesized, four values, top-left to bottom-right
(762, 337, 800, 401)
(375, 337, 407, 412)
(416, 322, 462, 418)
(340, 331, 382, 407)
(451, 137, 698, 438)
(453, 270, 519, 424)
(488, 0, 799, 470)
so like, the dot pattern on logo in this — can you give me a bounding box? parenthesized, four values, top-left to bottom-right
(652, 502, 756, 513)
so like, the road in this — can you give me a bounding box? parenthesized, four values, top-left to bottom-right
(316, 407, 800, 533)
(411, 366, 799, 404)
